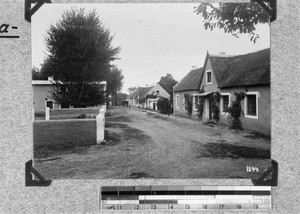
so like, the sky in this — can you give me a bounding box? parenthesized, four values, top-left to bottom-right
(32, 3, 270, 93)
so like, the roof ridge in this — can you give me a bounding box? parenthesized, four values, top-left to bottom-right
(210, 48, 270, 58)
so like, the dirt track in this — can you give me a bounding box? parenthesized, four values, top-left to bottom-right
(34, 106, 270, 179)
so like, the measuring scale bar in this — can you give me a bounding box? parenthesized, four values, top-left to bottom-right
(100, 186, 271, 211)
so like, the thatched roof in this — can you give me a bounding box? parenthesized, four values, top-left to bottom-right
(127, 90, 138, 99)
(138, 86, 152, 98)
(173, 67, 204, 92)
(127, 86, 152, 99)
(209, 48, 270, 88)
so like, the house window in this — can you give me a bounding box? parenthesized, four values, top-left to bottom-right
(176, 95, 179, 108)
(206, 70, 212, 84)
(220, 93, 230, 114)
(245, 92, 258, 119)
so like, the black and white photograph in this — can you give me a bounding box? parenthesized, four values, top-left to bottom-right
(32, 3, 271, 179)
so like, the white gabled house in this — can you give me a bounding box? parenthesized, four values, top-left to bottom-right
(126, 83, 170, 110)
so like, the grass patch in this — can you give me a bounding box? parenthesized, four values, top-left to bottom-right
(105, 122, 152, 145)
(205, 143, 270, 159)
(244, 132, 271, 140)
(106, 116, 132, 123)
(194, 142, 270, 159)
(146, 112, 171, 121)
(104, 130, 122, 146)
(34, 144, 91, 159)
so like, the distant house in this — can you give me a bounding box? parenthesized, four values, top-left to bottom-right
(145, 83, 170, 110)
(127, 83, 170, 110)
(196, 48, 270, 135)
(173, 67, 204, 116)
(127, 86, 152, 108)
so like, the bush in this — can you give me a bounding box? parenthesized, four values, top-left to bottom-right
(35, 111, 45, 117)
(78, 113, 87, 118)
(157, 98, 173, 114)
(184, 93, 193, 117)
(226, 92, 245, 130)
(207, 92, 221, 122)
(196, 97, 206, 120)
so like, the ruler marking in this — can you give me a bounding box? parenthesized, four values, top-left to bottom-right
(100, 186, 271, 211)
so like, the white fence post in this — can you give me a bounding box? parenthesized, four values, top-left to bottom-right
(96, 106, 106, 144)
(45, 107, 50, 121)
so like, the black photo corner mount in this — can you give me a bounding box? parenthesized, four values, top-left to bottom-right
(252, 159, 278, 187)
(25, 0, 52, 23)
(25, 160, 52, 187)
(251, 0, 277, 22)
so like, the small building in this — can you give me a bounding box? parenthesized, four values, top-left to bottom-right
(127, 86, 152, 108)
(173, 67, 204, 116)
(32, 77, 60, 113)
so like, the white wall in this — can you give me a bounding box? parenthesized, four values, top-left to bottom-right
(147, 83, 170, 98)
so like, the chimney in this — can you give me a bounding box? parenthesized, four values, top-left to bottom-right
(219, 51, 226, 55)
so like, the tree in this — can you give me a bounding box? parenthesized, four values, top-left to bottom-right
(106, 66, 124, 106)
(128, 86, 137, 94)
(40, 8, 120, 108)
(157, 97, 173, 114)
(184, 93, 193, 117)
(32, 67, 47, 80)
(158, 73, 178, 96)
(158, 73, 178, 104)
(194, 3, 269, 43)
(116, 92, 128, 106)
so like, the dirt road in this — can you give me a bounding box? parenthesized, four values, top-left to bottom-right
(34, 106, 270, 179)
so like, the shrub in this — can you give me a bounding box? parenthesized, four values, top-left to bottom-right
(157, 97, 173, 114)
(196, 96, 206, 120)
(184, 93, 193, 117)
(138, 94, 157, 104)
(78, 113, 87, 118)
(226, 92, 245, 130)
(207, 92, 221, 122)
(35, 111, 45, 117)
